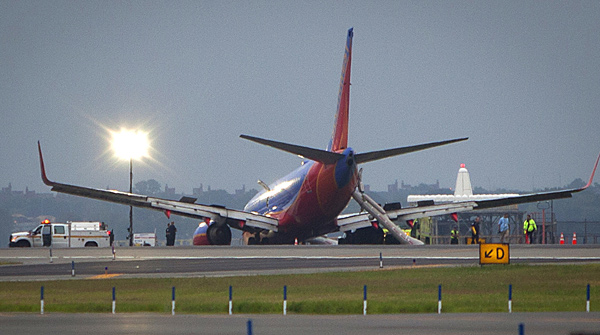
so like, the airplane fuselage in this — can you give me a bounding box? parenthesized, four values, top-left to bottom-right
(244, 148, 358, 241)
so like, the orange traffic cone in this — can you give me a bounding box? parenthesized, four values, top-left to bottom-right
(294, 238, 298, 245)
(572, 232, 577, 245)
(559, 233, 565, 245)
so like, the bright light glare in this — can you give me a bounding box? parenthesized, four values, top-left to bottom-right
(111, 129, 150, 160)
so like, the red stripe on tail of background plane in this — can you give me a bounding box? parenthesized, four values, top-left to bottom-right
(328, 28, 353, 153)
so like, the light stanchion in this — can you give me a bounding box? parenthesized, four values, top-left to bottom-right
(363, 285, 367, 315)
(112, 287, 116, 314)
(171, 287, 176, 315)
(508, 284, 513, 313)
(519, 323, 524, 335)
(438, 285, 442, 314)
(587, 284, 590, 312)
(247, 319, 253, 335)
(229, 286, 233, 315)
(40, 286, 44, 315)
(283, 285, 287, 315)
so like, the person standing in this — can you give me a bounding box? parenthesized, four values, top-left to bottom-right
(523, 214, 537, 244)
(169, 222, 177, 246)
(166, 221, 177, 246)
(471, 216, 481, 244)
(450, 225, 459, 245)
(108, 229, 114, 246)
(165, 222, 173, 246)
(498, 213, 510, 243)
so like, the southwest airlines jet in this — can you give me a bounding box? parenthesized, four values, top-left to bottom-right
(38, 29, 598, 245)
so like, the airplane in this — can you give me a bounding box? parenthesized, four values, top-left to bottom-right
(38, 28, 599, 246)
(406, 163, 522, 205)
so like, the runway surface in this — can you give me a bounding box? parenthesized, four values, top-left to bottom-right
(2, 245, 599, 334)
(1, 244, 599, 281)
(1, 312, 599, 335)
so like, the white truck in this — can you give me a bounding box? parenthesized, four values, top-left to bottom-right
(9, 220, 112, 248)
(133, 233, 157, 247)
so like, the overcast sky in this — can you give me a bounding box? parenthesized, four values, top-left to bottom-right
(2, 1, 599, 196)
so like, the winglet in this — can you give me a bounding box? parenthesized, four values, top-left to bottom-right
(582, 152, 600, 189)
(38, 141, 54, 186)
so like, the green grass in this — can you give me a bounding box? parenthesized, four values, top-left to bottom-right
(1, 264, 598, 314)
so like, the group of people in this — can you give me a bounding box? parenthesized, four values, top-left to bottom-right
(451, 214, 537, 244)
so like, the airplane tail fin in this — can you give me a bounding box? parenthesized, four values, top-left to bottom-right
(454, 164, 473, 197)
(327, 28, 353, 153)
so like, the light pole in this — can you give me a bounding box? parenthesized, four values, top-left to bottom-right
(128, 157, 133, 246)
(111, 129, 149, 246)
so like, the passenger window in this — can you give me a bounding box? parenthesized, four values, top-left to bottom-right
(54, 226, 65, 234)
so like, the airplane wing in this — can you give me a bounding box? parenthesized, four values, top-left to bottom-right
(341, 152, 599, 244)
(459, 152, 599, 210)
(37, 142, 278, 233)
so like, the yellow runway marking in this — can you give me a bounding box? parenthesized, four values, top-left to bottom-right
(88, 274, 122, 279)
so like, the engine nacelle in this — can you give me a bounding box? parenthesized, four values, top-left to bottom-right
(193, 220, 232, 245)
(193, 222, 210, 245)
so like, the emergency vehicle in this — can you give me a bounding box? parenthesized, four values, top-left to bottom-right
(9, 220, 112, 248)
(133, 233, 157, 247)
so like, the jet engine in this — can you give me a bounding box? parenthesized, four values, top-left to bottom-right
(192, 220, 232, 245)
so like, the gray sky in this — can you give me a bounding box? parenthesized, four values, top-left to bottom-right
(2, 1, 599, 195)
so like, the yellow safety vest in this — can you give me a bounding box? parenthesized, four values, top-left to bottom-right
(523, 219, 537, 233)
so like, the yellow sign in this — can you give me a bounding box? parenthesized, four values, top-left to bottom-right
(479, 243, 510, 264)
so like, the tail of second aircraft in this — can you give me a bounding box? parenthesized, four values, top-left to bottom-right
(327, 28, 353, 153)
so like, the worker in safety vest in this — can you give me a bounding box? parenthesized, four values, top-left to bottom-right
(450, 225, 459, 245)
(410, 219, 420, 239)
(523, 214, 537, 244)
(470, 216, 481, 244)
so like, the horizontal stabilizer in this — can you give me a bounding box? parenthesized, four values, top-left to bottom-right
(240, 134, 344, 164)
(355, 137, 468, 164)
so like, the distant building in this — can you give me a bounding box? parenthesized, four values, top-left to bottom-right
(164, 184, 176, 195)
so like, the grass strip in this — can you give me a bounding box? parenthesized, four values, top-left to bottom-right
(0, 264, 598, 314)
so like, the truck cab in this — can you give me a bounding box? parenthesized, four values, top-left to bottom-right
(28, 222, 69, 248)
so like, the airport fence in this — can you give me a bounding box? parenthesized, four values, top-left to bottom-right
(424, 220, 600, 245)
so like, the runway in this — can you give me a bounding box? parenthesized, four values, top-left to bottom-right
(0, 312, 599, 335)
(1, 244, 599, 281)
(2, 245, 599, 334)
